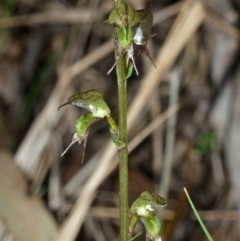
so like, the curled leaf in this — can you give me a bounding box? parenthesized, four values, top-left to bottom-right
(58, 90, 111, 118)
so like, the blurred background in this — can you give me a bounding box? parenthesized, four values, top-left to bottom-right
(0, 0, 239, 240)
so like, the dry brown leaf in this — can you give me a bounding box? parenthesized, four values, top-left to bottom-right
(0, 150, 57, 241)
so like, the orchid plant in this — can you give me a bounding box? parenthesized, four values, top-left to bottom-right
(59, 1, 166, 241)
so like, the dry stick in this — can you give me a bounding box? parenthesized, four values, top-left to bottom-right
(54, 1, 205, 240)
(0, 2, 182, 28)
(153, 1, 183, 25)
(90, 207, 239, 221)
(205, 10, 240, 40)
(0, 1, 114, 29)
(90, 206, 175, 220)
(0, 10, 97, 28)
(128, 104, 180, 152)
(48, 137, 63, 213)
(160, 68, 181, 199)
(150, 90, 163, 184)
(15, 40, 113, 175)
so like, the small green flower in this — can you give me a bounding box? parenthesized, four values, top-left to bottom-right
(129, 191, 166, 241)
(59, 90, 125, 158)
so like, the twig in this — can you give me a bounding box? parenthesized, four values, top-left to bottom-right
(0, 9, 97, 29)
(150, 90, 163, 184)
(205, 10, 240, 40)
(160, 68, 181, 199)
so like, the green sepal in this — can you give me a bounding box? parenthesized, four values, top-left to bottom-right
(58, 90, 110, 118)
(117, 27, 134, 50)
(129, 191, 166, 240)
(105, 3, 141, 28)
(75, 113, 100, 142)
(131, 191, 167, 215)
(140, 213, 161, 240)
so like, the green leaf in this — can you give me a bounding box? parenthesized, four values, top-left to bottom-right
(128, 232, 142, 241)
(184, 188, 214, 241)
(58, 90, 111, 118)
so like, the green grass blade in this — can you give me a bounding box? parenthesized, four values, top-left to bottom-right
(184, 188, 214, 241)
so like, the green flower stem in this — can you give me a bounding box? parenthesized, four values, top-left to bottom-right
(116, 54, 129, 240)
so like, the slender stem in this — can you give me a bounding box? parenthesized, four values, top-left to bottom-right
(116, 54, 129, 240)
(115, 1, 128, 240)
